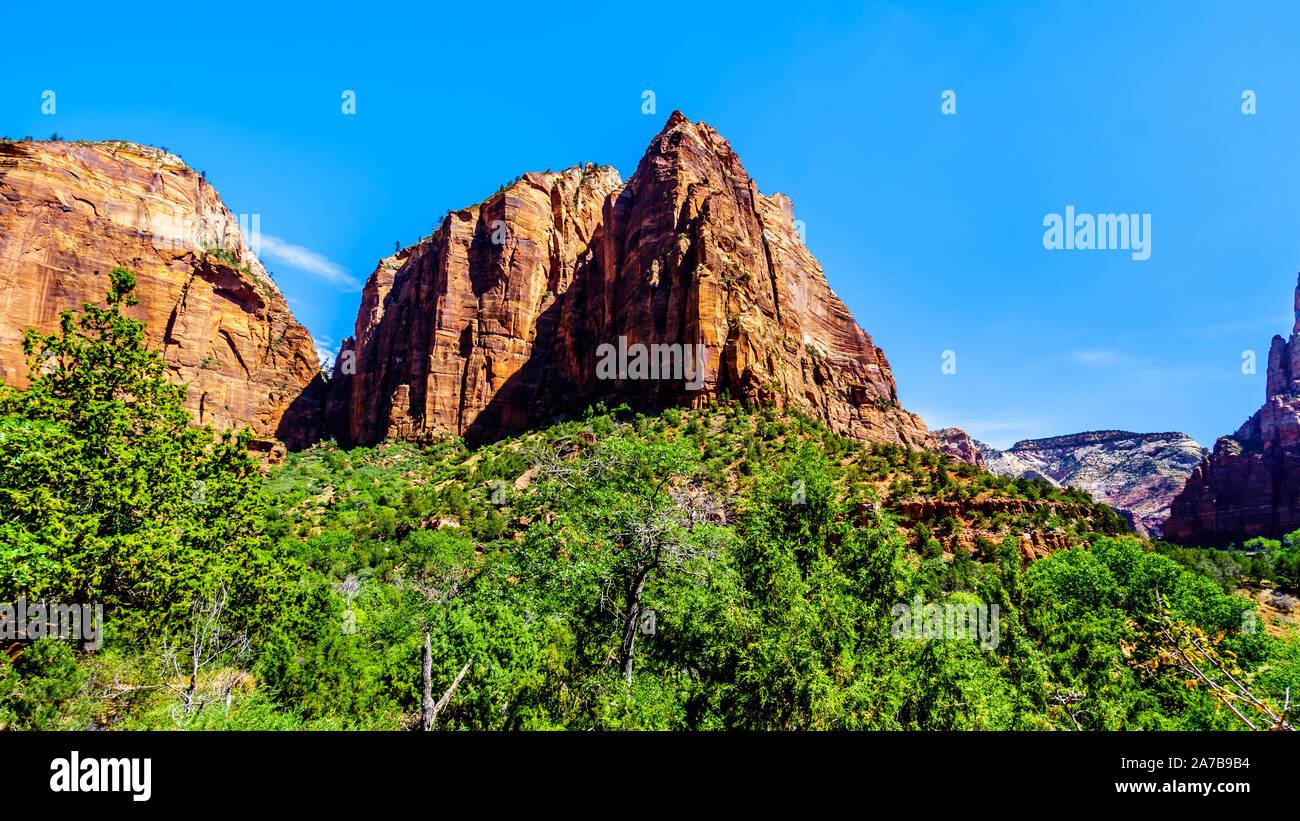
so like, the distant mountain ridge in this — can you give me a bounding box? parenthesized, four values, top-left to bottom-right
(1006, 430, 1196, 450)
(937, 428, 1206, 538)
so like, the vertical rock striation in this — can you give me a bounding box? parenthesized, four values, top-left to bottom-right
(331, 112, 932, 448)
(0, 139, 322, 445)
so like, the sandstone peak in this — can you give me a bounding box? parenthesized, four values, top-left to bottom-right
(664, 109, 691, 129)
(1292, 271, 1300, 337)
(1165, 272, 1300, 545)
(328, 116, 932, 449)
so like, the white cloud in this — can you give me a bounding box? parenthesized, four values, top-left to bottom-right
(257, 234, 360, 291)
(1070, 348, 1128, 366)
(312, 336, 338, 369)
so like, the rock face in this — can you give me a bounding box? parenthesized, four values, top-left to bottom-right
(331, 112, 932, 448)
(0, 139, 322, 445)
(1165, 274, 1300, 546)
(934, 427, 985, 468)
(959, 429, 1205, 539)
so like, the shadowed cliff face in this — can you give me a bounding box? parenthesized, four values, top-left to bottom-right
(1165, 273, 1300, 546)
(331, 112, 933, 448)
(0, 139, 322, 446)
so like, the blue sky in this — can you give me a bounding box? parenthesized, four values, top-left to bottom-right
(4, 0, 1300, 448)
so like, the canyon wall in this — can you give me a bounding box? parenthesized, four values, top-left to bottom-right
(1165, 274, 1300, 546)
(0, 139, 322, 447)
(330, 112, 932, 448)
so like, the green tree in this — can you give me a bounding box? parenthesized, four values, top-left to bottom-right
(0, 267, 291, 639)
(523, 436, 728, 684)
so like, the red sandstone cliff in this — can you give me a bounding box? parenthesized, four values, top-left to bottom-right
(0, 139, 322, 446)
(1164, 273, 1300, 546)
(934, 428, 986, 468)
(331, 112, 932, 448)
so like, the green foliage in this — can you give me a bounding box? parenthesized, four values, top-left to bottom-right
(1023, 536, 1275, 729)
(0, 640, 90, 730)
(0, 268, 290, 637)
(1155, 534, 1300, 591)
(1, 293, 1294, 729)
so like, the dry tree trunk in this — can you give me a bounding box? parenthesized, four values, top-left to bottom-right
(420, 631, 434, 731)
(429, 661, 471, 730)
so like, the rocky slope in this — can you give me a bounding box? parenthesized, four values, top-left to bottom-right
(1164, 274, 1300, 546)
(0, 139, 322, 447)
(937, 428, 1206, 538)
(933, 427, 985, 468)
(330, 112, 932, 448)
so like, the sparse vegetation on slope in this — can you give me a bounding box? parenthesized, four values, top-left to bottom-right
(0, 274, 1295, 730)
